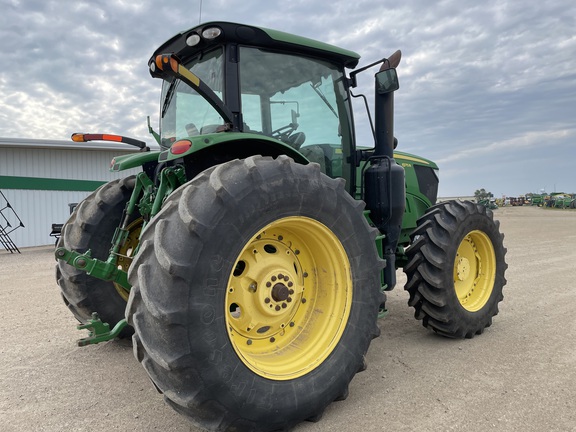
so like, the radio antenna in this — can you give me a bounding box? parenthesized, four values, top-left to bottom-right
(199, 0, 203, 24)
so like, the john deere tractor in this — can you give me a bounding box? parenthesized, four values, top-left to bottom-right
(55, 22, 507, 431)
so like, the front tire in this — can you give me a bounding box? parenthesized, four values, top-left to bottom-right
(126, 156, 382, 431)
(404, 200, 507, 338)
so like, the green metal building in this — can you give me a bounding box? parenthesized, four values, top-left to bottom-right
(0, 138, 142, 249)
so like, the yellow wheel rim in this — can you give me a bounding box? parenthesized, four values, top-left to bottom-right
(453, 230, 496, 312)
(113, 218, 143, 301)
(225, 216, 352, 380)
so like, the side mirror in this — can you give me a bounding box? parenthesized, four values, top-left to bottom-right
(376, 68, 399, 94)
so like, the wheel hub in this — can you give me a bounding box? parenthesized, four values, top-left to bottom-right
(258, 267, 299, 318)
(271, 283, 290, 302)
(456, 257, 471, 281)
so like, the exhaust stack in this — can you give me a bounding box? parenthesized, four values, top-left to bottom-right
(364, 50, 406, 291)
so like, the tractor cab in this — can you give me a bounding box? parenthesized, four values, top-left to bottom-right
(149, 21, 361, 189)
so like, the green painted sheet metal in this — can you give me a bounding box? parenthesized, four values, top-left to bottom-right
(110, 150, 160, 172)
(0, 175, 105, 192)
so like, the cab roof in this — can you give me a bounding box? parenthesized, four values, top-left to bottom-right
(149, 21, 361, 73)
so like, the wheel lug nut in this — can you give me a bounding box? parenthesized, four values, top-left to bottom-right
(264, 298, 271, 304)
(287, 298, 292, 303)
(266, 282, 271, 288)
(288, 289, 294, 294)
(272, 276, 277, 281)
(278, 273, 284, 279)
(288, 282, 293, 287)
(275, 305, 281, 311)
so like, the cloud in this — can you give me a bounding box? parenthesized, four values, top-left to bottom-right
(436, 129, 574, 164)
(0, 0, 574, 196)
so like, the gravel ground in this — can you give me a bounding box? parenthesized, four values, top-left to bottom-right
(1, 205, 575, 432)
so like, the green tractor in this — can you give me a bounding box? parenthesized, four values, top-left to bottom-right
(55, 22, 507, 431)
(478, 198, 498, 210)
(530, 194, 545, 206)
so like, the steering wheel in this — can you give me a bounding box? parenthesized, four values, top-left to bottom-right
(271, 122, 297, 141)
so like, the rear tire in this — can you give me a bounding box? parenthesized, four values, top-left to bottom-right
(56, 176, 141, 336)
(126, 156, 382, 431)
(404, 200, 507, 338)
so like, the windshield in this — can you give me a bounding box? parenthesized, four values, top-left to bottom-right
(159, 48, 224, 149)
(158, 45, 354, 185)
(240, 47, 353, 180)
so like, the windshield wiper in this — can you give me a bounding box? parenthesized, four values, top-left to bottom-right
(161, 79, 179, 118)
(310, 82, 338, 118)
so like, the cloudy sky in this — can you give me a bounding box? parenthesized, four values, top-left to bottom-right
(1, 0, 574, 197)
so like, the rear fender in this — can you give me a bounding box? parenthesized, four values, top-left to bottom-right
(158, 132, 308, 166)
